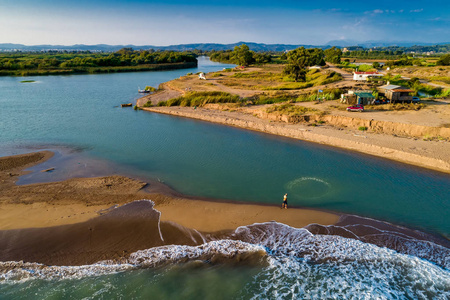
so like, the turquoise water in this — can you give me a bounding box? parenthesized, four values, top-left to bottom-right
(0, 57, 449, 236)
(1, 57, 449, 298)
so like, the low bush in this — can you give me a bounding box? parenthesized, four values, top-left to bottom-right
(367, 103, 426, 111)
(266, 103, 318, 116)
(252, 94, 295, 105)
(158, 91, 242, 107)
(296, 88, 343, 102)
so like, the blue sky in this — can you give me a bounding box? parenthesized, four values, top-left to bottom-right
(0, 0, 448, 45)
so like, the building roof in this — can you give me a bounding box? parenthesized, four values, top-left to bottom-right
(391, 89, 414, 93)
(354, 92, 375, 98)
(379, 84, 401, 90)
(354, 72, 379, 75)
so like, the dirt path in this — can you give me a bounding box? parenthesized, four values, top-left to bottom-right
(326, 63, 353, 81)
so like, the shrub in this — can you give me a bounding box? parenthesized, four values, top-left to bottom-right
(252, 94, 294, 105)
(144, 86, 156, 92)
(296, 88, 343, 102)
(358, 126, 368, 131)
(158, 91, 242, 107)
(266, 103, 318, 116)
(357, 64, 375, 72)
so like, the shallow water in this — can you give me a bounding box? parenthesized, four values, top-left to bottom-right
(2, 214, 449, 299)
(1, 62, 449, 236)
(1, 57, 449, 298)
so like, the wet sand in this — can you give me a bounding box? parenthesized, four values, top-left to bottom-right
(0, 151, 340, 265)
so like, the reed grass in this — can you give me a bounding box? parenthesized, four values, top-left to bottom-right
(157, 91, 242, 107)
(266, 103, 318, 116)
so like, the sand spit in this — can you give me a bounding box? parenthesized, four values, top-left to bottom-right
(0, 152, 339, 265)
(140, 106, 450, 174)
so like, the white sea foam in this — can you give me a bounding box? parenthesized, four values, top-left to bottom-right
(0, 262, 135, 283)
(1, 221, 449, 299)
(233, 222, 450, 299)
(0, 240, 265, 283)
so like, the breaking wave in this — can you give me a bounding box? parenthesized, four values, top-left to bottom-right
(1, 200, 449, 298)
(0, 240, 266, 282)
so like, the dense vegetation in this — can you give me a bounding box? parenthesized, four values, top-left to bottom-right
(209, 45, 271, 66)
(323, 47, 342, 64)
(342, 44, 450, 59)
(155, 91, 242, 107)
(0, 48, 197, 76)
(436, 54, 450, 66)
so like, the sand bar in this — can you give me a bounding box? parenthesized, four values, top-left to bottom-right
(0, 151, 340, 265)
(141, 106, 450, 174)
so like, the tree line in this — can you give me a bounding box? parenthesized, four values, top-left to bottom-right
(209, 45, 272, 66)
(0, 48, 197, 71)
(209, 44, 342, 82)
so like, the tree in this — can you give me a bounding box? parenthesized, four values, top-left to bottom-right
(436, 54, 450, 66)
(253, 53, 271, 64)
(232, 44, 254, 66)
(372, 62, 380, 69)
(307, 48, 326, 66)
(324, 47, 342, 64)
(283, 47, 312, 82)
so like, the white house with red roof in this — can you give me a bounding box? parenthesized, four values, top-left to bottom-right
(353, 71, 383, 81)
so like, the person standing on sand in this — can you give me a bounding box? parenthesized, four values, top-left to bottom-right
(282, 193, 288, 209)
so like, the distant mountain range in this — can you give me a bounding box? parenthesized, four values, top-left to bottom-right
(325, 40, 450, 48)
(0, 41, 449, 52)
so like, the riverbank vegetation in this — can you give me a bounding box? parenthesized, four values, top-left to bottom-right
(266, 103, 318, 116)
(0, 48, 197, 76)
(155, 91, 241, 107)
(209, 44, 272, 66)
(342, 44, 450, 60)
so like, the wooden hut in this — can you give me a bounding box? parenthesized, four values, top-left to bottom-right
(378, 84, 414, 103)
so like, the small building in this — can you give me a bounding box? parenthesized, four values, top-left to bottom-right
(378, 84, 414, 103)
(353, 71, 383, 81)
(340, 90, 376, 105)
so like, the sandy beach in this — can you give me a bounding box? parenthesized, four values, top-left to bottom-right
(141, 105, 450, 174)
(136, 65, 450, 174)
(0, 151, 340, 265)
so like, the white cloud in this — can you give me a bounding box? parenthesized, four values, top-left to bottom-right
(365, 9, 384, 14)
(410, 9, 424, 13)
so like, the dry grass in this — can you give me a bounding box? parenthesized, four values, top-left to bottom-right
(366, 103, 427, 111)
(390, 66, 450, 81)
(266, 103, 318, 116)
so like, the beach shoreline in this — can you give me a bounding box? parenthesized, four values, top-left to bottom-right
(1, 151, 449, 267)
(0, 151, 340, 265)
(140, 106, 450, 174)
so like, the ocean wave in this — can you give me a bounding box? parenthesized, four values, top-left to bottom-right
(233, 221, 450, 269)
(232, 222, 450, 299)
(0, 240, 266, 283)
(1, 200, 449, 298)
(1, 221, 449, 299)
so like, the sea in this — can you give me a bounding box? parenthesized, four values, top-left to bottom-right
(0, 56, 449, 299)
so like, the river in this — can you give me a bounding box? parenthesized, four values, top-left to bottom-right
(0, 56, 449, 299)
